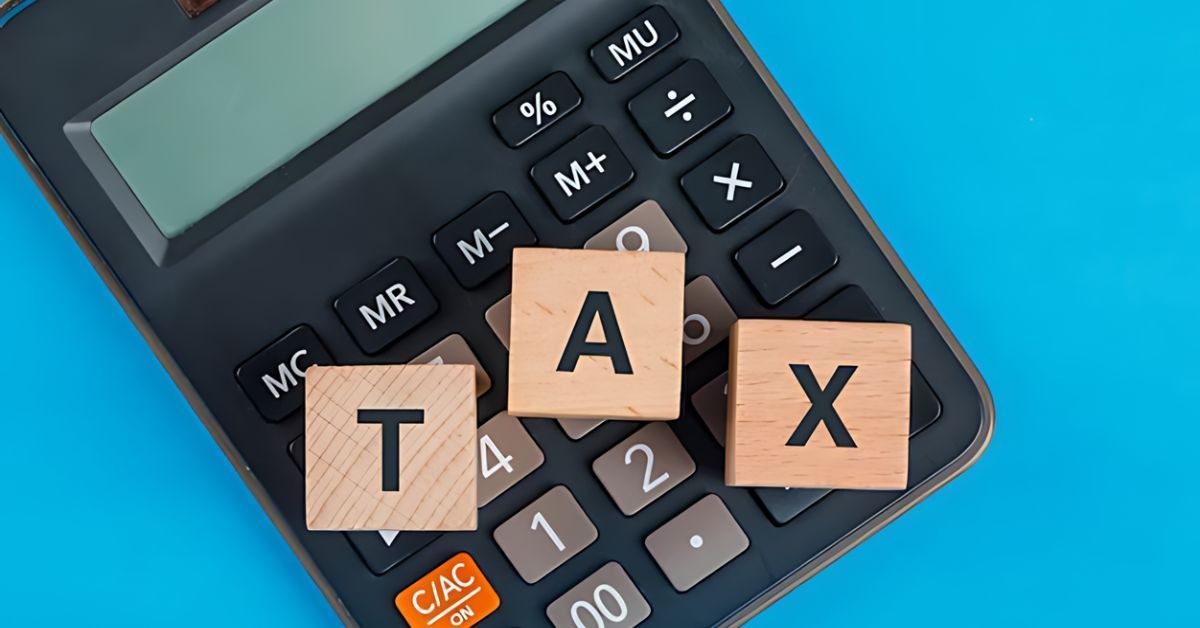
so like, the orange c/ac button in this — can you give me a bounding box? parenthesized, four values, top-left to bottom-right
(395, 552, 500, 627)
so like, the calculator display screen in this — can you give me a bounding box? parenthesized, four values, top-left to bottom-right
(90, 0, 524, 238)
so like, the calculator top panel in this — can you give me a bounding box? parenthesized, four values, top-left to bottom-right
(0, 0, 993, 625)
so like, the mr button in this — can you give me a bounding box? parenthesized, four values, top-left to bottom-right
(305, 364, 476, 531)
(508, 248, 685, 420)
(726, 320, 911, 490)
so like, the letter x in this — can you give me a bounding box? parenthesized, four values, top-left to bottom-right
(786, 364, 858, 448)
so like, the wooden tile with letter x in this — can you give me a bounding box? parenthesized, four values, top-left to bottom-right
(305, 364, 477, 531)
(508, 247, 685, 420)
(726, 320, 912, 490)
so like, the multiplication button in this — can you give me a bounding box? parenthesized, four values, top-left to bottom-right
(629, 60, 732, 156)
(682, 135, 784, 231)
(492, 72, 582, 148)
(531, 126, 635, 222)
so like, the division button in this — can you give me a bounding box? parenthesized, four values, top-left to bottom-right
(629, 60, 732, 156)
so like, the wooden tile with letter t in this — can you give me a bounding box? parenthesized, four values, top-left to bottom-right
(508, 247, 685, 420)
(305, 364, 477, 531)
(726, 320, 911, 490)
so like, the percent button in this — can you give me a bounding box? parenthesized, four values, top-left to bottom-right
(493, 72, 583, 149)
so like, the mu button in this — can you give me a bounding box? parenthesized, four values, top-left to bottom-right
(725, 320, 912, 490)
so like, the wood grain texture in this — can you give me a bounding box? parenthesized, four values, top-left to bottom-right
(508, 247, 685, 420)
(726, 320, 911, 489)
(305, 364, 476, 531)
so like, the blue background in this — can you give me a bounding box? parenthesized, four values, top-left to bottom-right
(1, 1, 1196, 625)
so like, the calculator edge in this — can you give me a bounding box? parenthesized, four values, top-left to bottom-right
(707, 1, 996, 625)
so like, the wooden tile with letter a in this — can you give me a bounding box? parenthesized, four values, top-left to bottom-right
(726, 320, 911, 490)
(305, 364, 477, 531)
(508, 247, 685, 420)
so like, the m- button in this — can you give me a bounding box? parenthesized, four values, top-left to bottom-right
(334, 258, 439, 354)
(433, 193, 537, 288)
(235, 325, 332, 421)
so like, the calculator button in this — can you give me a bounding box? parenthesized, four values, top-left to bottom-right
(753, 487, 828, 527)
(395, 552, 500, 628)
(593, 422, 695, 516)
(477, 411, 544, 507)
(531, 126, 635, 222)
(558, 418, 605, 440)
(644, 494, 749, 592)
(433, 193, 537, 289)
(411, 333, 492, 397)
(682, 135, 783, 231)
(484, 294, 512, 349)
(584, 199, 687, 253)
(287, 436, 439, 573)
(334, 258, 439, 354)
(546, 562, 652, 628)
(806, 286, 942, 433)
(629, 60, 732, 156)
(590, 5, 680, 82)
(493, 485, 598, 583)
(235, 325, 332, 422)
(682, 276, 736, 364)
(734, 210, 837, 305)
(690, 372, 728, 447)
(493, 72, 583, 148)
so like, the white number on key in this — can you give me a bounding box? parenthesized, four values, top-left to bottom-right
(569, 583, 629, 628)
(624, 443, 669, 494)
(532, 511, 565, 552)
(615, 225, 650, 252)
(479, 434, 514, 479)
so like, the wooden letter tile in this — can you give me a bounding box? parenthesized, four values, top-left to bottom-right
(305, 364, 477, 531)
(508, 248, 685, 420)
(726, 320, 911, 490)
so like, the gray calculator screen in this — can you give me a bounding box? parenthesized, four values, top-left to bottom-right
(91, 0, 524, 238)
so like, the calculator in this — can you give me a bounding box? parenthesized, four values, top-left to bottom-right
(0, 0, 994, 625)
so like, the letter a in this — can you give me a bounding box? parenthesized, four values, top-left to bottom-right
(556, 291, 633, 374)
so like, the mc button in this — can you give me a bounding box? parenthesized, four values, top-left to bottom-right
(235, 325, 332, 421)
(335, 258, 439, 354)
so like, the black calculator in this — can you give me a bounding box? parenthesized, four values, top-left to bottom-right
(0, 0, 994, 625)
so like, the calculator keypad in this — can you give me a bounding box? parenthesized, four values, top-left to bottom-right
(557, 417, 605, 440)
(629, 60, 732, 156)
(545, 562, 652, 628)
(334, 257, 439, 354)
(593, 422, 696, 516)
(645, 495, 750, 592)
(589, 5, 680, 82)
(682, 135, 784, 231)
(493, 485, 598, 583)
(432, 192, 537, 289)
(477, 411, 544, 507)
(583, 199, 688, 253)
(236, 325, 332, 422)
(530, 126, 635, 222)
(484, 294, 512, 349)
